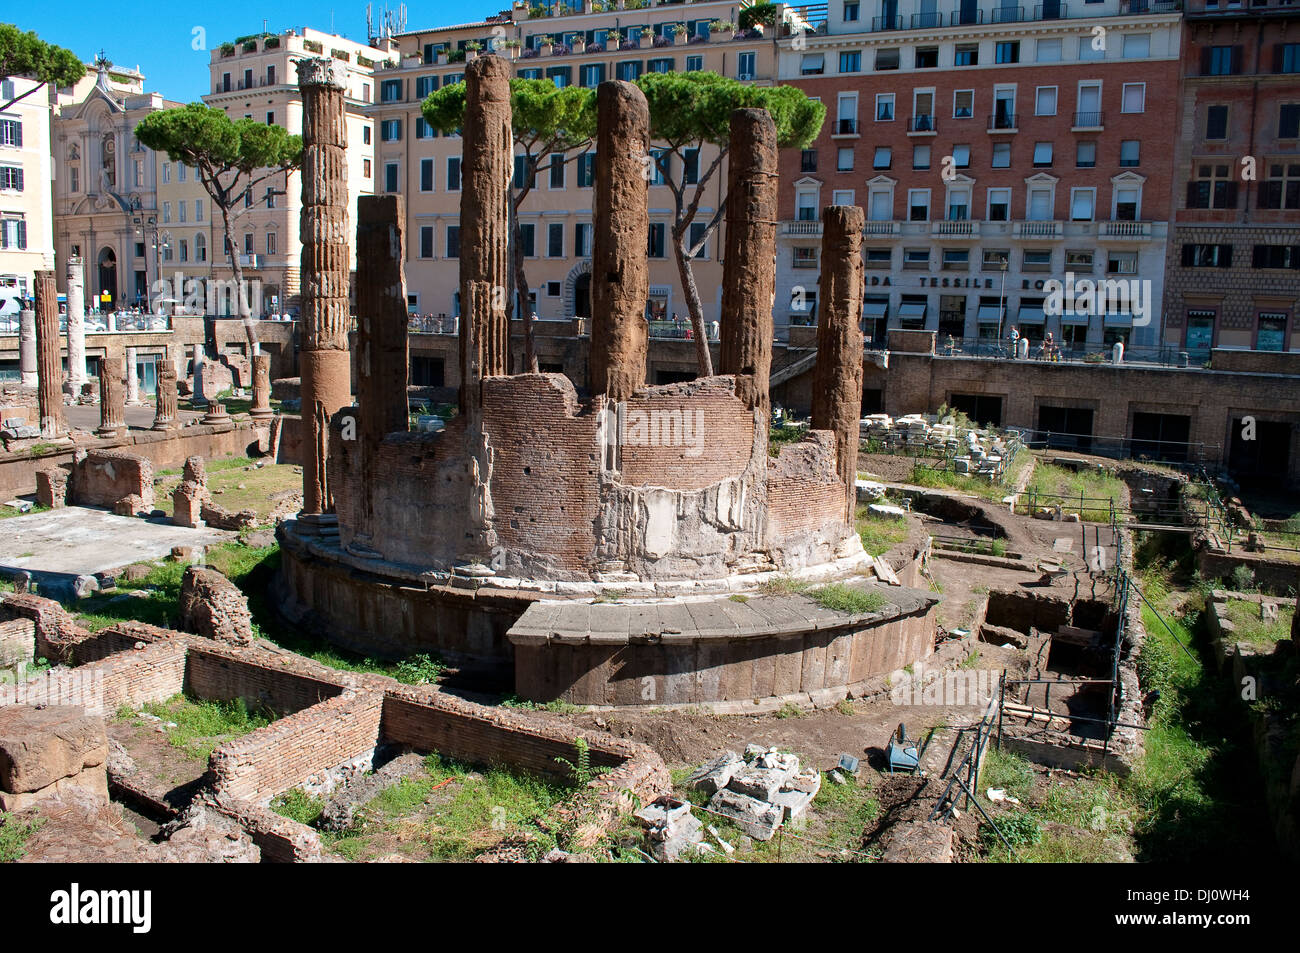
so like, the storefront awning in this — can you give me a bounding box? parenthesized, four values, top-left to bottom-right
(863, 300, 888, 319)
(1017, 305, 1046, 324)
(898, 302, 927, 320)
(1059, 312, 1092, 325)
(976, 304, 1002, 323)
(1103, 312, 1133, 326)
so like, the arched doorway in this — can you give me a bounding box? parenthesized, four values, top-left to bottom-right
(97, 247, 117, 310)
(574, 273, 591, 319)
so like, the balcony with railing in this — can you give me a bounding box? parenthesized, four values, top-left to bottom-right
(1100, 220, 1154, 240)
(781, 220, 824, 236)
(911, 11, 945, 27)
(863, 221, 901, 236)
(989, 5, 1027, 22)
(1014, 220, 1064, 239)
(1072, 110, 1105, 130)
(872, 14, 903, 31)
(932, 220, 981, 238)
(988, 112, 1018, 132)
(833, 118, 859, 136)
(907, 114, 938, 134)
(951, 6, 985, 24)
(1121, 0, 1183, 14)
(1034, 2, 1069, 18)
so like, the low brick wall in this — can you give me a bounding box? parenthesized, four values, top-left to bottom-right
(0, 640, 186, 716)
(0, 592, 92, 661)
(211, 690, 384, 803)
(1196, 548, 1300, 595)
(186, 646, 346, 715)
(69, 449, 155, 510)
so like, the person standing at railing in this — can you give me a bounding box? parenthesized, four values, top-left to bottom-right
(1008, 325, 1019, 359)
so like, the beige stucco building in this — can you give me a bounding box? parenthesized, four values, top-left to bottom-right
(200, 28, 378, 315)
(367, 1, 777, 343)
(0, 75, 57, 305)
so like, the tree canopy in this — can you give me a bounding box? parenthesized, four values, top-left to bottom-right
(0, 24, 86, 109)
(422, 76, 595, 152)
(135, 104, 302, 347)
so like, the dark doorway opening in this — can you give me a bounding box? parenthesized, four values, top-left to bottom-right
(1131, 412, 1191, 463)
(1229, 418, 1291, 485)
(1038, 406, 1094, 453)
(950, 393, 1003, 428)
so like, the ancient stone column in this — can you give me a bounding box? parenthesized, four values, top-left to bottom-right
(125, 347, 140, 404)
(811, 205, 865, 525)
(353, 194, 410, 548)
(590, 80, 650, 403)
(65, 256, 87, 391)
(296, 56, 353, 517)
(249, 353, 273, 421)
(153, 362, 178, 431)
(97, 357, 126, 439)
(33, 271, 65, 439)
(18, 309, 37, 388)
(457, 55, 512, 414)
(719, 107, 778, 422)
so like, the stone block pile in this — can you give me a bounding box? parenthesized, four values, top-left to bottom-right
(859, 413, 1011, 478)
(687, 744, 822, 841)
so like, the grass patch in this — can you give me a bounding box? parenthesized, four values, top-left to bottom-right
(1025, 462, 1122, 521)
(499, 695, 584, 714)
(775, 701, 806, 719)
(767, 422, 809, 458)
(855, 505, 910, 557)
(1223, 599, 1294, 648)
(0, 503, 50, 521)
(805, 583, 887, 614)
(271, 788, 325, 826)
(325, 752, 572, 862)
(132, 694, 274, 763)
(0, 812, 44, 862)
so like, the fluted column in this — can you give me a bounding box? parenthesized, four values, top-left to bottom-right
(18, 308, 36, 388)
(458, 55, 512, 414)
(811, 205, 865, 525)
(33, 271, 65, 439)
(719, 107, 778, 422)
(65, 256, 87, 390)
(296, 56, 352, 517)
(590, 80, 650, 402)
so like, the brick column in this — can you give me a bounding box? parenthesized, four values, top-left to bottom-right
(719, 107, 778, 422)
(296, 57, 352, 518)
(590, 80, 650, 402)
(249, 353, 273, 421)
(18, 308, 36, 388)
(97, 357, 126, 439)
(811, 206, 865, 525)
(33, 271, 65, 439)
(458, 55, 512, 415)
(65, 256, 87, 391)
(354, 194, 410, 544)
(153, 362, 178, 431)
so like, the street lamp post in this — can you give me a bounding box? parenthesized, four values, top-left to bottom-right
(996, 255, 1009, 353)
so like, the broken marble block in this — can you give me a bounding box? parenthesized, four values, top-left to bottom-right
(770, 788, 816, 825)
(728, 764, 792, 802)
(635, 796, 705, 862)
(0, 705, 109, 812)
(708, 788, 783, 841)
(782, 767, 822, 796)
(686, 751, 743, 795)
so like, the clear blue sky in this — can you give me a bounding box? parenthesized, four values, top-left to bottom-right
(11, 2, 507, 102)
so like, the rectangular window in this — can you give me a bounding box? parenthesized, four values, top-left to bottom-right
(416, 75, 439, 98)
(1119, 140, 1140, 167)
(737, 52, 756, 80)
(1122, 34, 1150, 59)
(547, 222, 564, 258)
(875, 49, 900, 71)
(1076, 141, 1096, 168)
(1180, 244, 1234, 268)
(447, 157, 461, 191)
(686, 55, 703, 72)
(420, 158, 434, 192)
(577, 151, 595, 188)
(381, 79, 403, 103)
(519, 223, 536, 258)
(1188, 164, 1238, 209)
(837, 147, 854, 172)
(1121, 83, 1145, 114)
(1280, 104, 1300, 138)
(915, 47, 938, 69)
(420, 226, 434, 259)
(839, 51, 861, 73)
(876, 94, 894, 121)
(549, 152, 565, 189)
(1206, 105, 1229, 140)
(995, 41, 1020, 65)
(385, 162, 399, 194)
(873, 146, 892, 170)
(1024, 250, 1053, 272)
(1035, 87, 1057, 117)
(381, 119, 402, 141)
(647, 222, 666, 258)
(1033, 142, 1053, 167)
(1258, 162, 1300, 210)
(1252, 244, 1300, 269)
(689, 221, 709, 259)
(953, 90, 973, 119)
(684, 148, 699, 185)
(575, 222, 592, 258)
(1070, 188, 1095, 221)
(446, 226, 460, 259)
(992, 142, 1011, 168)
(908, 189, 930, 222)
(1204, 46, 1238, 76)
(616, 60, 641, 82)
(913, 144, 931, 169)
(1278, 44, 1300, 74)
(987, 188, 1011, 221)
(952, 144, 970, 168)
(844, 1, 861, 20)
(955, 44, 978, 67)
(942, 248, 970, 271)
(1037, 38, 1062, 63)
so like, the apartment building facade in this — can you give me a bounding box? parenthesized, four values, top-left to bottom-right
(1162, 0, 1300, 357)
(0, 75, 57, 305)
(775, 0, 1181, 354)
(201, 28, 378, 315)
(51, 59, 173, 310)
(367, 1, 775, 344)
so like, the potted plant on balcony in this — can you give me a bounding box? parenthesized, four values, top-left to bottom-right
(709, 20, 734, 39)
(639, 27, 655, 45)
(502, 38, 522, 58)
(672, 24, 687, 45)
(538, 35, 555, 56)
(572, 34, 587, 53)
(465, 41, 483, 62)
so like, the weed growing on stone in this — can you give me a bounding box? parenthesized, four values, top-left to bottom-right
(805, 583, 887, 614)
(0, 812, 44, 862)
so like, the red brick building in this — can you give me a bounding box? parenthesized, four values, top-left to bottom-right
(1163, 0, 1300, 358)
(775, 2, 1183, 356)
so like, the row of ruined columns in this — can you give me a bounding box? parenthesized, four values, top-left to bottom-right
(299, 55, 870, 540)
